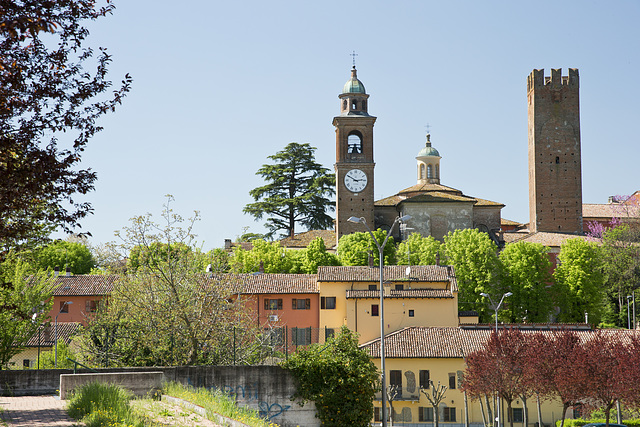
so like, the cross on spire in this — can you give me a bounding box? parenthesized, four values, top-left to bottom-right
(425, 123, 431, 135)
(350, 50, 358, 68)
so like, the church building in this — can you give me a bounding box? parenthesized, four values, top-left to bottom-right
(333, 66, 505, 246)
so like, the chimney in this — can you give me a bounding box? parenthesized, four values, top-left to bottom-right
(368, 251, 374, 268)
(65, 267, 71, 277)
(436, 252, 440, 266)
(259, 260, 264, 274)
(224, 239, 232, 250)
(54, 267, 60, 277)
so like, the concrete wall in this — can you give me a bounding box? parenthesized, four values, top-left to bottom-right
(0, 365, 319, 427)
(60, 372, 164, 399)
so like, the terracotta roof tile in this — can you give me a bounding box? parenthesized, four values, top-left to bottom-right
(318, 266, 457, 292)
(53, 275, 118, 296)
(583, 203, 639, 220)
(232, 274, 319, 294)
(501, 218, 523, 226)
(280, 230, 336, 249)
(26, 322, 81, 347)
(501, 232, 588, 247)
(360, 325, 635, 358)
(346, 289, 454, 299)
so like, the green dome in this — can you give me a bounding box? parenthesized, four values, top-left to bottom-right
(417, 134, 440, 157)
(342, 67, 366, 94)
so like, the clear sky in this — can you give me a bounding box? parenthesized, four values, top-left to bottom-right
(62, 0, 640, 251)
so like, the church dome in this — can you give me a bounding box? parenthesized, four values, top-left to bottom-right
(417, 134, 440, 157)
(342, 66, 366, 94)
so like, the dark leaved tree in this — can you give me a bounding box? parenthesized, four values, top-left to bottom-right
(0, 0, 131, 253)
(244, 142, 335, 238)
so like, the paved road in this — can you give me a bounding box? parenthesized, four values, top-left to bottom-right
(0, 395, 81, 427)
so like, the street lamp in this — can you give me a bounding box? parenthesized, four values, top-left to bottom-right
(55, 301, 73, 368)
(480, 291, 512, 427)
(348, 214, 411, 427)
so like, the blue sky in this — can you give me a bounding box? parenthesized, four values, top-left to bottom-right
(63, 0, 640, 250)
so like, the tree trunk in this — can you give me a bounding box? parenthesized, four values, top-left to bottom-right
(559, 403, 569, 427)
(536, 393, 543, 427)
(507, 400, 514, 427)
(522, 396, 528, 427)
(616, 400, 622, 424)
(480, 396, 489, 427)
(464, 390, 470, 427)
(434, 404, 440, 427)
(485, 395, 494, 427)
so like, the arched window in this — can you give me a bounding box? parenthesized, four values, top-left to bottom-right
(342, 100, 347, 110)
(419, 164, 425, 179)
(352, 100, 357, 110)
(435, 164, 439, 178)
(347, 133, 362, 154)
(427, 165, 433, 179)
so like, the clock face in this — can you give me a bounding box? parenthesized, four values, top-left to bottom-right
(344, 169, 368, 193)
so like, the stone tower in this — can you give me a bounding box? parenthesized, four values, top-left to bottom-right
(527, 68, 583, 234)
(334, 66, 376, 244)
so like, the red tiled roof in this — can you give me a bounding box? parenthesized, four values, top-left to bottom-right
(317, 266, 458, 292)
(53, 275, 118, 296)
(279, 230, 336, 249)
(346, 289, 453, 299)
(25, 322, 81, 347)
(233, 274, 318, 294)
(501, 232, 588, 248)
(360, 325, 635, 359)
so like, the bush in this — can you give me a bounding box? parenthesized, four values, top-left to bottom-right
(67, 382, 145, 427)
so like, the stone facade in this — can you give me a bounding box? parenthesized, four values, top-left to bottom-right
(527, 68, 583, 234)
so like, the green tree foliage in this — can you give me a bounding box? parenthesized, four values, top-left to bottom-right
(282, 326, 379, 426)
(34, 239, 95, 274)
(243, 142, 335, 238)
(0, 0, 131, 252)
(498, 242, 553, 323)
(0, 253, 55, 368)
(554, 239, 606, 324)
(230, 239, 297, 273)
(443, 229, 500, 321)
(337, 230, 397, 266)
(38, 341, 77, 369)
(396, 232, 441, 265)
(600, 224, 640, 326)
(299, 236, 339, 274)
(76, 197, 260, 366)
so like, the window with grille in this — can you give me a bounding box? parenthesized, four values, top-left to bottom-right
(419, 407, 434, 422)
(292, 298, 310, 310)
(321, 296, 336, 309)
(264, 299, 283, 310)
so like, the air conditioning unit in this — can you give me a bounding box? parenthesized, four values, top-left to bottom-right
(269, 314, 279, 322)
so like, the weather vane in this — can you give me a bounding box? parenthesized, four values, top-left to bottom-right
(350, 50, 358, 68)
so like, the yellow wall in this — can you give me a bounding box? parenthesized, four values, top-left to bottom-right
(319, 279, 459, 343)
(372, 357, 573, 426)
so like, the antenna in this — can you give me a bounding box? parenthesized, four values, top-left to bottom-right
(350, 50, 358, 68)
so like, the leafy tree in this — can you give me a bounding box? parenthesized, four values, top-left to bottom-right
(244, 142, 335, 238)
(337, 230, 397, 266)
(554, 239, 606, 324)
(443, 229, 500, 320)
(39, 341, 78, 369)
(76, 197, 259, 366)
(396, 233, 441, 265)
(34, 239, 95, 274)
(0, 253, 55, 368)
(282, 326, 379, 427)
(230, 239, 297, 273)
(298, 236, 339, 274)
(498, 242, 553, 323)
(0, 0, 131, 252)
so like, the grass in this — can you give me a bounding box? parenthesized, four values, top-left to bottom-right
(67, 382, 156, 427)
(163, 381, 278, 427)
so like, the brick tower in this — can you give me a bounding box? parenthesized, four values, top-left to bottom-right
(334, 66, 376, 244)
(527, 68, 583, 234)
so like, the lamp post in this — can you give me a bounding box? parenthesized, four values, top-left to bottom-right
(627, 295, 632, 329)
(348, 214, 411, 427)
(480, 291, 512, 427)
(55, 301, 73, 368)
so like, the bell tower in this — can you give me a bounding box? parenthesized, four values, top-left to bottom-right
(334, 66, 376, 244)
(527, 68, 583, 234)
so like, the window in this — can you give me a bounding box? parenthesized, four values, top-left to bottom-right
(409, 309, 415, 317)
(371, 304, 379, 316)
(448, 373, 457, 389)
(509, 408, 524, 423)
(443, 407, 456, 422)
(368, 284, 377, 291)
(395, 284, 404, 290)
(419, 164, 425, 179)
(264, 299, 283, 310)
(321, 296, 336, 309)
(325, 328, 335, 340)
(555, 156, 560, 164)
(264, 327, 284, 347)
(436, 164, 439, 178)
(59, 301, 70, 313)
(292, 298, 310, 310)
(374, 407, 381, 422)
(427, 164, 433, 178)
(419, 407, 434, 422)
(292, 327, 312, 345)
(389, 370, 402, 396)
(23, 359, 30, 368)
(347, 133, 362, 154)
(419, 370, 430, 389)
(85, 299, 97, 313)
